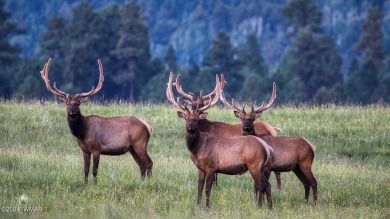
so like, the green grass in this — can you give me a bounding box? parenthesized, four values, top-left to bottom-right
(0, 101, 389, 218)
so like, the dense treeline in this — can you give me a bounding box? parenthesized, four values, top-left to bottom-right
(1, 0, 389, 103)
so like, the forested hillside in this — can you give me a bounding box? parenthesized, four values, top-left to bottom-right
(1, 0, 390, 103)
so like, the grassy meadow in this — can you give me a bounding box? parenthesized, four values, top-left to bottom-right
(0, 101, 389, 218)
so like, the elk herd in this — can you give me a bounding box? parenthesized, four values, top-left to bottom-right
(40, 58, 317, 210)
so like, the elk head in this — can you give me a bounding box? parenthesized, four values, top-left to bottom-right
(220, 82, 276, 134)
(168, 72, 225, 111)
(177, 105, 208, 133)
(167, 72, 220, 127)
(40, 58, 104, 118)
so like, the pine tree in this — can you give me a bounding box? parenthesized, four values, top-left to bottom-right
(282, 0, 322, 39)
(40, 17, 68, 60)
(12, 57, 43, 99)
(212, 2, 231, 33)
(345, 58, 379, 103)
(279, 0, 342, 102)
(344, 57, 361, 102)
(237, 33, 267, 76)
(201, 31, 241, 96)
(354, 8, 386, 71)
(151, 1, 177, 45)
(164, 44, 178, 72)
(111, 2, 151, 100)
(65, 2, 105, 94)
(140, 58, 166, 102)
(39, 17, 69, 87)
(345, 7, 386, 103)
(97, 4, 122, 99)
(0, 0, 23, 98)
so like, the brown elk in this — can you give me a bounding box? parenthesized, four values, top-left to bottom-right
(168, 89, 273, 209)
(220, 91, 318, 205)
(40, 58, 153, 184)
(167, 72, 282, 191)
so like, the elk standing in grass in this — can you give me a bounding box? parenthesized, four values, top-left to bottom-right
(220, 91, 318, 205)
(40, 58, 153, 184)
(168, 88, 273, 209)
(167, 72, 282, 191)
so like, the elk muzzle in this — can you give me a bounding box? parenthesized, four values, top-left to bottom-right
(187, 120, 198, 132)
(67, 104, 80, 116)
(242, 119, 254, 132)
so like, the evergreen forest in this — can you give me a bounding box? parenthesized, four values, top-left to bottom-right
(1, 0, 390, 104)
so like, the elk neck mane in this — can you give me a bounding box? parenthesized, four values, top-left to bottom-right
(242, 128, 255, 136)
(185, 131, 201, 153)
(67, 113, 87, 140)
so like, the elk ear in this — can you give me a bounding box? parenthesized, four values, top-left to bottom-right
(199, 112, 208, 120)
(234, 111, 243, 119)
(177, 111, 186, 119)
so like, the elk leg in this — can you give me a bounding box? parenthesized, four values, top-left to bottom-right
(248, 168, 265, 208)
(83, 152, 91, 184)
(132, 145, 153, 178)
(129, 149, 146, 178)
(205, 170, 215, 209)
(213, 173, 218, 187)
(263, 172, 273, 210)
(253, 183, 258, 200)
(275, 171, 282, 193)
(262, 169, 272, 205)
(293, 168, 310, 202)
(145, 153, 153, 177)
(140, 138, 153, 177)
(299, 166, 318, 205)
(197, 169, 206, 205)
(92, 153, 100, 185)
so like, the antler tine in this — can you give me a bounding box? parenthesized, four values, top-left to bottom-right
(219, 89, 232, 109)
(75, 59, 105, 98)
(166, 72, 177, 105)
(176, 97, 187, 111)
(166, 72, 187, 111)
(219, 88, 243, 112)
(254, 82, 276, 113)
(197, 96, 213, 112)
(242, 101, 247, 114)
(198, 82, 220, 112)
(218, 74, 244, 112)
(203, 74, 221, 99)
(40, 58, 69, 98)
(174, 74, 195, 100)
(220, 74, 227, 89)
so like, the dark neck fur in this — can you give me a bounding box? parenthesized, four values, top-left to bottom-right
(67, 113, 87, 140)
(243, 128, 255, 136)
(198, 119, 210, 132)
(186, 130, 200, 153)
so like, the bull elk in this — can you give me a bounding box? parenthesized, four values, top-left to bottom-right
(40, 58, 153, 184)
(169, 89, 273, 209)
(167, 72, 282, 191)
(220, 91, 318, 205)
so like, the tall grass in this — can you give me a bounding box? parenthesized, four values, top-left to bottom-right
(0, 101, 389, 218)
